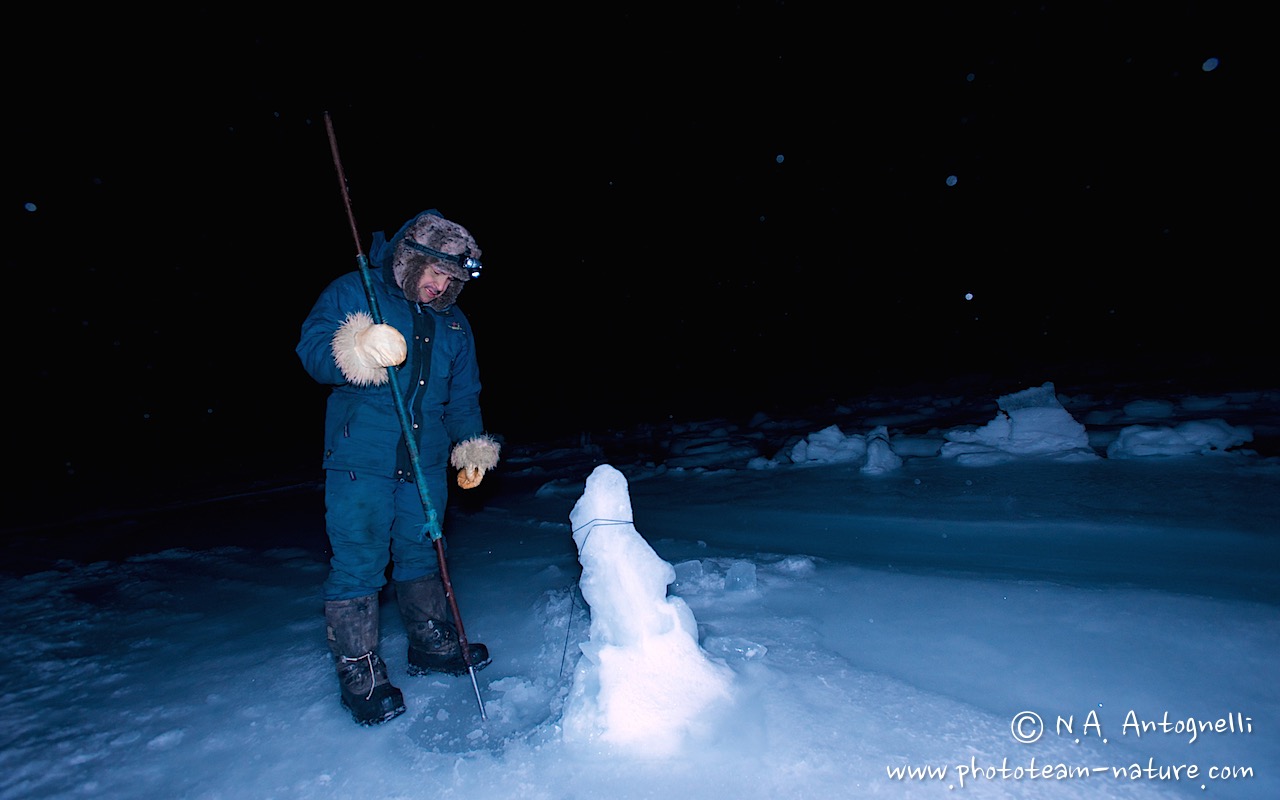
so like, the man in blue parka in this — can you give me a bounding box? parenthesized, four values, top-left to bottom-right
(296, 208, 500, 725)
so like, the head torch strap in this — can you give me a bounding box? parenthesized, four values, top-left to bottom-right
(402, 240, 482, 278)
(403, 239, 460, 263)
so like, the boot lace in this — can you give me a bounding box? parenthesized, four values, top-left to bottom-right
(340, 651, 378, 700)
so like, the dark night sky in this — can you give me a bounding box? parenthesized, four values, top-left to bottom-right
(8, 2, 1273, 521)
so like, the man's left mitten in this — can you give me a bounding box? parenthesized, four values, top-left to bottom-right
(450, 435, 501, 489)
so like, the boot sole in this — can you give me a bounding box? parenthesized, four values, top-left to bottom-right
(341, 694, 406, 725)
(406, 655, 492, 677)
(343, 703, 405, 726)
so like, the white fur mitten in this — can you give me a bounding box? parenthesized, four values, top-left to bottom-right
(332, 311, 407, 386)
(450, 435, 501, 489)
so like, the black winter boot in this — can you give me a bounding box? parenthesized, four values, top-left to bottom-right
(395, 574, 491, 677)
(324, 595, 406, 725)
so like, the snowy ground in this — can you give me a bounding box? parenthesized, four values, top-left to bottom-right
(2, 381, 1277, 799)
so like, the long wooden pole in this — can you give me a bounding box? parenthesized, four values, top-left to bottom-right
(323, 111, 487, 720)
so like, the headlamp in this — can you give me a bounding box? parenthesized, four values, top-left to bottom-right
(404, 240, 483, 279)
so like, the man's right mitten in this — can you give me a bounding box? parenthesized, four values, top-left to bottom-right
(332, 311, 407, 386)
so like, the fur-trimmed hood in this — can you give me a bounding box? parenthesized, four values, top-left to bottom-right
(369, 209, 481, 312)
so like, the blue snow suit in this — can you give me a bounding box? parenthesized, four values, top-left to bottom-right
(296, 228, 485, 601)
